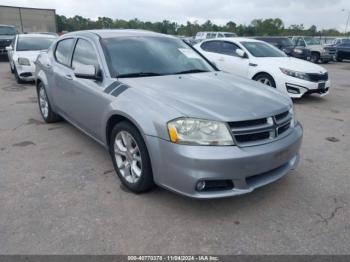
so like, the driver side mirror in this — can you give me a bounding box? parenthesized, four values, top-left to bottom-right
(5, 46, 12, 51)
(235, 49, 247, 58)
(74, 64, 101, 80)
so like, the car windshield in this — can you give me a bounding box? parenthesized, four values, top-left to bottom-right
(17, 37, 55, 51)
(101, 36, 215, 78)
(0, 26, 16, 35)
(304, 37, 321, 45)
(241, 41, 287, 57)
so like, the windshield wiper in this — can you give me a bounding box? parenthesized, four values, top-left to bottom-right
(174, 69, 210, 75)
(117, 72, 163, 78)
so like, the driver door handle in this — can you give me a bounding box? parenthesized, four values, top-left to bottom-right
(64, 74, 73, 80)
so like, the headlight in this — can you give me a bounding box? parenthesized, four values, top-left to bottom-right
(18, 57, 31, 66)
(280, 68, 310, 81)
(167, 118, 234, 146)
(293, 48, 303, 54)
(289, 106, 297, 127)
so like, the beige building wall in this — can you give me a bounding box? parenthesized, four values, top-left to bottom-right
(0, 6, 56, 33)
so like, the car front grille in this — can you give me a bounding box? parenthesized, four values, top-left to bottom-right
(307, 72, 328, 82)
(228, 110, 292, 147)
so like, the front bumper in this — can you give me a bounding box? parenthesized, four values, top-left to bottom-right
(15, 64, 36, 81)
(145, 123, 303, 199)
(277, 75, 331, 99)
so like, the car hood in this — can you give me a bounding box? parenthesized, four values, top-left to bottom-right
(256, 57, 327, 74)
(14, 50, 43, 62)
(120, 72, 291, 122)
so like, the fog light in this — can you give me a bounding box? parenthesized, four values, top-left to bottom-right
(196, 181, 206, 191)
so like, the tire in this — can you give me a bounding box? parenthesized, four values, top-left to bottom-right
(10, 63, 14, 74)
(335, 54, 343, 62)
(14, 66, 24, 84)
(109, 121, 154, 193)
(253, 73, 276, 88)
(37, 82, 62, 123)
(310, 52, 320, 64)
(322, 60, 329, 64)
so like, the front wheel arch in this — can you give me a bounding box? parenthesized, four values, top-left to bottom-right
(106, 114, 144, 148)
(252, 72, 276, 88)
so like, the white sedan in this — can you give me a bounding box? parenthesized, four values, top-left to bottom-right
(6, 33, 57, 83)
(194, 38, 330, 98)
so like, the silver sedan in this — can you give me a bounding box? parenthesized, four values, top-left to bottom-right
(35, 29, 303, 199)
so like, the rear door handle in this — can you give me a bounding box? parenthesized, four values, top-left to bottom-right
(218, 58, 225, 62)
(64, 74, 73, 80)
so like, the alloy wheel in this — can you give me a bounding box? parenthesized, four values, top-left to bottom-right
(39, 86, 49, 118)
(114, 131, 143, 184)
(258, 77, 272, 86)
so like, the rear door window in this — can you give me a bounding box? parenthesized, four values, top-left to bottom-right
(201, 41, 221, 53)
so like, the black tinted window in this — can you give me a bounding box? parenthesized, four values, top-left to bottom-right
(72, 39, 99, 69)
(221, 42, 240, 56)
(201, 41, 221, 53)
(55, 38, 75, 66)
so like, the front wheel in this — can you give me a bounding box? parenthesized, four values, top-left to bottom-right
(253, 73, 276, 88)
(37, 82, 62, 123)
(10, 62, 14, 74)
(335, 54, 343, 62)
(14, 66, 24, 84)
(110, 121, 154, 193)
(310, 53, 320, 63)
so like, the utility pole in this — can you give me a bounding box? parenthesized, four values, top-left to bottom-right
(343, 9, 350, 36)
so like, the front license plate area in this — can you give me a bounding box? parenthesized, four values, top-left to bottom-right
(318, 82, 326, 90)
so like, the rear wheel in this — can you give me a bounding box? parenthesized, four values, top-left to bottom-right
(253, 73, 276, 88)
(109, 121, 154, 193)
(37, 82, 62, 123)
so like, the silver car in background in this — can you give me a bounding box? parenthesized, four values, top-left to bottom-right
(35, 30, 303, 199)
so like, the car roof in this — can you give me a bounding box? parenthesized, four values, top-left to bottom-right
(64, 29, 173, 39)
(206, 37, 261, 43)
(0, 24, 16, 28)
(18, 33, 57, 38)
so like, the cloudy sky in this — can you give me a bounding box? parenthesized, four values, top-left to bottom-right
(1, 0, 350, 31)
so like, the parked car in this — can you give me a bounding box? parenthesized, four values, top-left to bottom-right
(194, 38, 330, 98)
(334, 43, 350, 62)
(330, 38, 350, 46)
(254, 37, 311, 61)
(195, 31, 237, 41)
(35, 29, 302, 199)
(6, 33, 57, 83)
(0, 24, 17, 56)
(291, 36, 335, 63)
